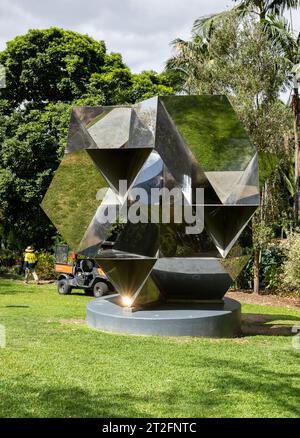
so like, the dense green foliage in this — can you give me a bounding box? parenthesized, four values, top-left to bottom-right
(0, 28, 174, 108)
(0, 28, 174, 252)
(0, 280, 299, 417)
(0, 29, 106, 106)
(236, 244, 286, 291)
(35, 251, 56, 280)
(0, 102, 71, 250)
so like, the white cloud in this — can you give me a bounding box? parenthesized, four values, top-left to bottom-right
(0, 1, 298, 73)
(0, 0, 231, 72)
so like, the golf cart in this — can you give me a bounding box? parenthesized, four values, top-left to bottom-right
(55, 245, 113, 298)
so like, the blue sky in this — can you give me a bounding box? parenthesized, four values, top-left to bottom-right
(0, 0, 299, 73)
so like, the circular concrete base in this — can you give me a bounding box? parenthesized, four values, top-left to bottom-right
(86, 295, 241, 338)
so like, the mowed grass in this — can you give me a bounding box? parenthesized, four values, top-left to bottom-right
(0, 279, 299, 418)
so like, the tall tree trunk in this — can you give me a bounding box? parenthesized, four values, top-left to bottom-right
(253, 249, 260, 294)
(292, 80, 300, 227)
(294, 98, 300, 227)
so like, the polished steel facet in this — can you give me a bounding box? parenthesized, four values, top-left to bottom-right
(204, 205, 257, 258)
(95, 254, 157, 301)
(87, 148, 152, 195)
(128, 97, 158, 149)
(87, 107, 132, 149)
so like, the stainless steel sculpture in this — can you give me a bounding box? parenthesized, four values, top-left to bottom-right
(42, 95, 259, 308)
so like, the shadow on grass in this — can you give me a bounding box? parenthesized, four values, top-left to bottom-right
(188, 351, 300, 417)
(0, 351, 299, 418)
(242, 313, 300, 336)
(70, 292, 91, 296)
(0, 273, 22, 280)
(0, 385, 163, 418)
(4, 305, 29, 308)
(0, 280, 55, 295)
(0, 282, 34, 295)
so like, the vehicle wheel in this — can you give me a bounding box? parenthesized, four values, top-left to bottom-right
(57, 279, 72, 295)
(93, 281, 108, 298)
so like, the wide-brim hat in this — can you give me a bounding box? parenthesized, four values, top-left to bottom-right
(25, 246, 34, 253)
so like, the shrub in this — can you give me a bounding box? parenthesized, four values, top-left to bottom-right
(234, 258, 253, 290)
(0, 249, 21, 267)
(234, 242, 286, 292)
(35, 251, 55, 280)
(11, 264, 23, 275)
(260, 244, 286, 291)
(0, 265, 8, 275)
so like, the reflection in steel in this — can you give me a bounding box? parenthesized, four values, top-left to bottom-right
(41, 96, 259, 306)
(87, 148, 152, 194)
(96, 253, 157, 302)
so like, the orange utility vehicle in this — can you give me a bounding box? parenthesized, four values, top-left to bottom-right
(55, 245, 113, 298)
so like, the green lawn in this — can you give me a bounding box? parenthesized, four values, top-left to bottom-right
(0, 279, 299, 418)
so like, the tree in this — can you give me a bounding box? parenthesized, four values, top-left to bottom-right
(192, 1, 300, 72)
(0, 28, 107, 108)
(0, 102, 71, 250)
(0, 28, 174, 251)
(86, 69, 173, 105)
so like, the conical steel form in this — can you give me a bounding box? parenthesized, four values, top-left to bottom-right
(204, 205, 257, 258)
(96, 256, 157, 300)
(87, 148, 152, 195)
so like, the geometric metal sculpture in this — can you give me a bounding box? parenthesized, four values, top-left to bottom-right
(41, 95, 259, 310)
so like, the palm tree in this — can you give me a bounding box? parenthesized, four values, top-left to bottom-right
(193, 3, 299, 48)
(166, 34, 213, 94)
(190, 1, 300, 84)
(194, 1, 300, 29)
(232, 0, 300, 20)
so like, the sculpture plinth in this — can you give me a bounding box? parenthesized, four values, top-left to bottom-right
(87, 295, 241, 338)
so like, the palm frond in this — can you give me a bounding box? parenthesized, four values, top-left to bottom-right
(269, 0, 300, 15)
(192, 6, 243, 39)
(281, 167, 295, 197)
(261, 14, 299, 63)
(192, 13, 221, 40)
(232, 1, 300, 18)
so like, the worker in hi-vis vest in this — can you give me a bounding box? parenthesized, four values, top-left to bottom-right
(23, 246, 39, 284)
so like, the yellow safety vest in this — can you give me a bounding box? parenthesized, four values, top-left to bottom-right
(24, 252, 37, 264)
